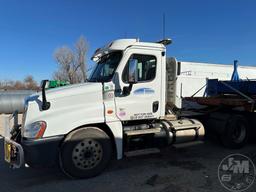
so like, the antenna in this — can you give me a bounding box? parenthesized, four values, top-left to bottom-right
(163, 13, 166, 39)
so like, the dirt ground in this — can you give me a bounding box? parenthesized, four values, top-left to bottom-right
(0, 137, 255, 192)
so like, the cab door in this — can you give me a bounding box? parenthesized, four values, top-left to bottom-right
(114, 48, 163, 121)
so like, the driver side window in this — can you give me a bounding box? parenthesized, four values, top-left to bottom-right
(122, 54, 157, 83)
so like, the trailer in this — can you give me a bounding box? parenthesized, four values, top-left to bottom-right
(185, 78, 256, 149)
(166, 59, 256, 108)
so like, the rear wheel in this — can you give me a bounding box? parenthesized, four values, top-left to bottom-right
(59, 127, 112, 178)
(221, 115, 249, 149)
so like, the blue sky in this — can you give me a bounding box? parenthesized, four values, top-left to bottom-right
(0, 0, 256, 81)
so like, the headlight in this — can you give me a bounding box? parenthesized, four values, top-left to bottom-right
(24, 121, 47, 139)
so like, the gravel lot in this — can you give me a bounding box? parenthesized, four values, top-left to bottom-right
(0, 137, 255, 192)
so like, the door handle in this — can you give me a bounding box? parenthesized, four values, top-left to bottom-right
(152, 101, 159, 113)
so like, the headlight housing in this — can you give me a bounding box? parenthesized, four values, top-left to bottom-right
(24, 121, 47, 139)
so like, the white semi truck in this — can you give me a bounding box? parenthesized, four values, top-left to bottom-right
(4, 38, 208, 178)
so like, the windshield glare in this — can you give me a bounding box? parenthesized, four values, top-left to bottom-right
(88, 51, 122, 82)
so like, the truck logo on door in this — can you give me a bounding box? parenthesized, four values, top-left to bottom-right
(133, 88, 155, 95)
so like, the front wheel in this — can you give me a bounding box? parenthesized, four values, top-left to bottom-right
(59, 127, 113, 178)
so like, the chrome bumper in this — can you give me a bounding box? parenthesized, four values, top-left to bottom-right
(4, 137, 24, 168)
(3, 111, 24, 168)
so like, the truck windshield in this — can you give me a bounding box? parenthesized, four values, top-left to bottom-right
(88, 51, 122, 82)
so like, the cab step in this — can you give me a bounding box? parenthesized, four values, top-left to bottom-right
(173, 123, 202, 130)
(125, 148, 160, 157)
(124, 128, 161, 136)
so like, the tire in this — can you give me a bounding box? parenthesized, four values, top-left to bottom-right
(59, 127, 113, 179)
(221, 115, 249, 149)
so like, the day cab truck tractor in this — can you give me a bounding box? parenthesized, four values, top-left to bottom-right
(4, 38, 230, 179)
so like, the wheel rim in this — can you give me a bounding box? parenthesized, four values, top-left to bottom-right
(232, 122, 246, 144)
(72, 139, 103, 170)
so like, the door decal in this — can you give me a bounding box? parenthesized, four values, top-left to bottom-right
(133, 88, 155, 95)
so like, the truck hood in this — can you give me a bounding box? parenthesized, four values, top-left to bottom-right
(25, 82, 103, 103)
(24, 82, 105, 137)
(44, 82, 103, 101)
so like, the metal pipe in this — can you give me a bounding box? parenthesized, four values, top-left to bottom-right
(0, 91, 34, 114)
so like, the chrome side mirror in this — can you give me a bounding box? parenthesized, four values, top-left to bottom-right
(128, 59, 138, 84)
(122, 59, 138, 96)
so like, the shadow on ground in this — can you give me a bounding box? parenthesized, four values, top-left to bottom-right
(0, 137, 255, 192)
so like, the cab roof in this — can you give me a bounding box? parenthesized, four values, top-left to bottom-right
(109, 39, 165, 50)
(92, 38, 168, 61)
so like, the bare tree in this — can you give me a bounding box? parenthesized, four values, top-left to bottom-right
(14, 81, 25, 90)
(75, 36, 88, 82)
(53, 46, 76, 83)
(0, 76, 38, 90)
(24, 75, 38, 90)
(53, 36, 88, 84)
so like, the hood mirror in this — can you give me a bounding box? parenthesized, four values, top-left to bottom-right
(40, 80, 51, 111)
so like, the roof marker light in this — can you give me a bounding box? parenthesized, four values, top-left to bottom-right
(156, 38, 172, 46)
